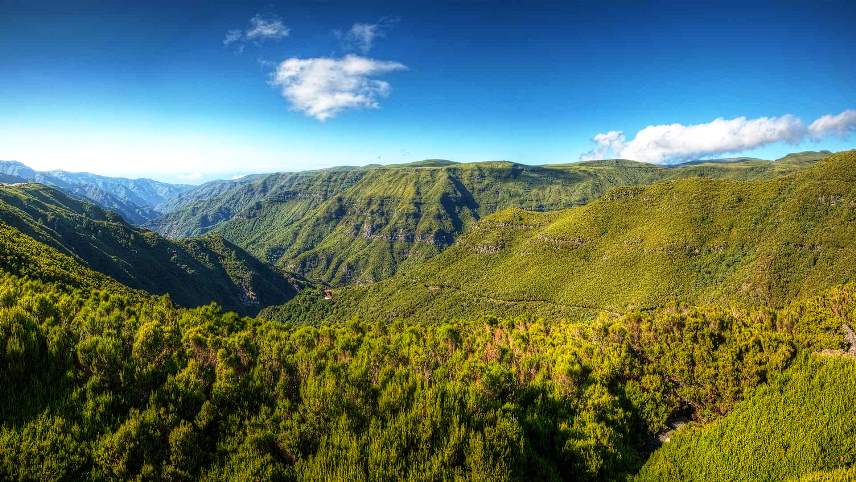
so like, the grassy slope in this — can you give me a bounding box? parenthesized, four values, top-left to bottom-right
(0, 183, 298, 314)
(150, 152, 830, 286)
(278, 150, 855, 323)
(636, 353, 856, 481)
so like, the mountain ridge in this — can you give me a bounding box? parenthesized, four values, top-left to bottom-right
(267, 149, 856, 323)
(0, 160, 193, 224)
(0, 182, 300, 314)
(148, 151, 833, 285)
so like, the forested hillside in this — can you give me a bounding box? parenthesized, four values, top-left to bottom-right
(1, 218, 854, 480)
(0, 160, 192, 224)
(637, 353, 856, 481)
(0, 184, 299, 314)
(149, 152, 830, 285)
(271, 150, 855, 323)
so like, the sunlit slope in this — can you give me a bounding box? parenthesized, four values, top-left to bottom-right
(152, 160, 666, 284)
(0, 183, 298, 314)
(3, 230, 853, 480)
(308, 150, 856, 322)
(151, 152, 829, 286)
(636, 353, 856, 481)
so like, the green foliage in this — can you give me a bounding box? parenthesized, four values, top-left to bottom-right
(320, 150, 856, 322)
(1, 247, 854, 480)
(0, 184, 299, 314)
(636, 354, 856, 481)
(149, 152, 829, 285)
(1, 150, 853, 480)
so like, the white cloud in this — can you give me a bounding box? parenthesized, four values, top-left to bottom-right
(223, 29, 243, 46)
(271, 54, 407, 121)
(246, 14, 290, 40)
(580, 109, 854, 164)
(345, 23, 380, 53)
(337, 17, 398, 54)
(224, 14, 289, 48)
(579, 131, 625, 161)
(809, 109, 856, 138)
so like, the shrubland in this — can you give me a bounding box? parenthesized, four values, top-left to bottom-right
(1, 231, 854, 480)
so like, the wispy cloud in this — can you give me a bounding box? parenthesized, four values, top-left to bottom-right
(270, 54, 407, 121)
(580, 109, 855, 164)
(580, 131, 626, 161)
(224, 14, 289, 50)
(224, 29, 243, 46)
(336, 17, 399, 54)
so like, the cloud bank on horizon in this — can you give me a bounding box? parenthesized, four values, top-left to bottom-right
(581, 109, 856, 164)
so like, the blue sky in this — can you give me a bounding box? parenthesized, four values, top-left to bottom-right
(1, 0, 854, 183)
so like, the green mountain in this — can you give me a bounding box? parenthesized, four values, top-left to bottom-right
(0, 160, 192, 224)
(150, 152, 831, 286)
(271, 150, 855, 323)
(0, 183, 299, 314)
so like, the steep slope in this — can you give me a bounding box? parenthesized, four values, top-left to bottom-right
(0, 183, 299, 314)
(150, 160, 667, 284)
(0, 160, 192, 224)
(636, 353, 856, 481)
(0, 222, 135, 295)
(151, 153, 830, 285)
(278, 150, 855, 322)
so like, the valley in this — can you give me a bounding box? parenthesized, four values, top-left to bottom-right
(1, 150, 854, 481)
(4, 3, 854, 479)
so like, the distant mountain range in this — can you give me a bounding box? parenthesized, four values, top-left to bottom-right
(1, 151, 834, 286)
(146, 150, 833, 285)
(0, 160, 193, 224)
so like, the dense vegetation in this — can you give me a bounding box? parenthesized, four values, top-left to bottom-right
(1, 232, 854, 480)
(1, 149, 853, 480)
(149, 152, 829, 285)
(285, 150, 856, 323)
(637, 354, 856, 481)
(0, 160, 192, 224)
(0, 185, 299, 315)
